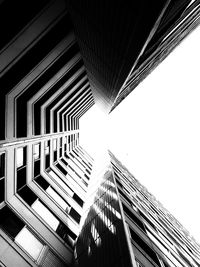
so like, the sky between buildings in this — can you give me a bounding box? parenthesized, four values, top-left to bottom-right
(80, 25, 200, 244)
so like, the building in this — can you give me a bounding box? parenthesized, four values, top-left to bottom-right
(0, 0, 200, 266)
(75, 152, 200, 267)
(67, 0, 200, 112)
(0, 1, 95, 266)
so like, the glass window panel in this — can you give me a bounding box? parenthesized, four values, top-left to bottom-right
(53, 139, 57, 151)
(15, 227, 43, 260)
(45, 141, 50, 155)
(16, 147, 24, 168)
(48, 170, 74, 197)
(17, 166, 27, 190)
(46, 187, 70, 211)
(0, 178, 5, 202)
(34, 144, 40, 160)
(0, 153, 5, 178)
(32, 200, 59, 231)
(0, 206, 24, 238)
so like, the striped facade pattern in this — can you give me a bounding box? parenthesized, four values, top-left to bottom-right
(75, 152, 200, 267)
(0, 1, 200, 267)
(0, 1, 94, 266)
(75, 168, 133, 267)
(110, 152, 200, 267)
(111, 1, 200, 111)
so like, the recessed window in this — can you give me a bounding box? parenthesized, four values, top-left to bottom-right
(0, 153, 5, 203)
(31, 199, 76, 246)
(46, 186, 70, 212)
(122, 204, 146, 232)
(48, 170, 74, 197)
(32, 199, 59, 231)
(73, 193, 84, 207)
(16, 147, 27, 191)
(135, 259, 144, 267)
(53, 139, 57, 151)
(33, 144, 40, 160)
(34, 159, 40, 178)
(18, 186, 37, 206)
(0, 153, 5, 178)
(56, 163, 67, 175)
(45, 141, 50, 169)
(15, 227, 44, 261)
(0, 206, 24, 239)
(129, 227, 161, 267)
(44, 140, 50, 155)
(16, 147, 26, 168)
(0, 206, 44, 261)
(33, 144, 41, 177)
(69, 208, 81, 223)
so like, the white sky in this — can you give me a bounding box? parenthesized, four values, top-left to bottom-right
(80, 25, 200, 244)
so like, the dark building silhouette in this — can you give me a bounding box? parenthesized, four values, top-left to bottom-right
(0, 0, 200, 266)
(67, 0, 199, 112)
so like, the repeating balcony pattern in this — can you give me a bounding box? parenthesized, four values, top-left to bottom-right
(0, 1, 94, 266)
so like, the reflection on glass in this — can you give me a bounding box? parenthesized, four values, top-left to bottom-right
(93, 204, 116, 234)
(53, 139, 57, 151)
(45, 140, 50, 155)
(46, 187, 70, 212)
(16, 147, 25, 168)
(105, 200, 121, 219)
(32, 199, 59, 231)
(91, 223, 102, 247)
(15, 227, 43, 260)
(34, 144, 40, 160)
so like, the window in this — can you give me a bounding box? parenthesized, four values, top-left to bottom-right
(45, 140, 50, 169)
(33, 143, 40, 160)
(53, 139, 57, 162)
(162, 261, 170, 267)
(129, 227, 161, 267)
(32, 199, 60, 231)
(69, 208, 81, 223)
(73, 193, 84, 207)
(139, 210, 157, 230)
(36, 177, 79, 221)
(59, 137, 62, 157)
(146, 227, 170, 258)
(0, 206, 25, 239)
(44, 140, 50, 155)
(16, 147, 27, 191)
(18, 185, 37, 206)
(48, 170, 74, 197)
(0, 153, 5, 203)
(0, 206, 44, 262)
(33, 144, 41, 178)
(46, 186, 71, 212)
(135, 259, 144, 267)
(122, 204, 146, 232)
(16, 147, 26, 168)
(118, 188, 132, 206)
(15, 227, 44, 261)
(56, 163, 67, 175)
(31, 199, 76, 246)
(53, 139, 57, 151)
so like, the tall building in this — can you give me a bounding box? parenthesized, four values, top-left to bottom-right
(67, 0, 200, 112)
(0, 1, 95, 266)
(75, 152, 200, 267)
(0, 0, 200, 266)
